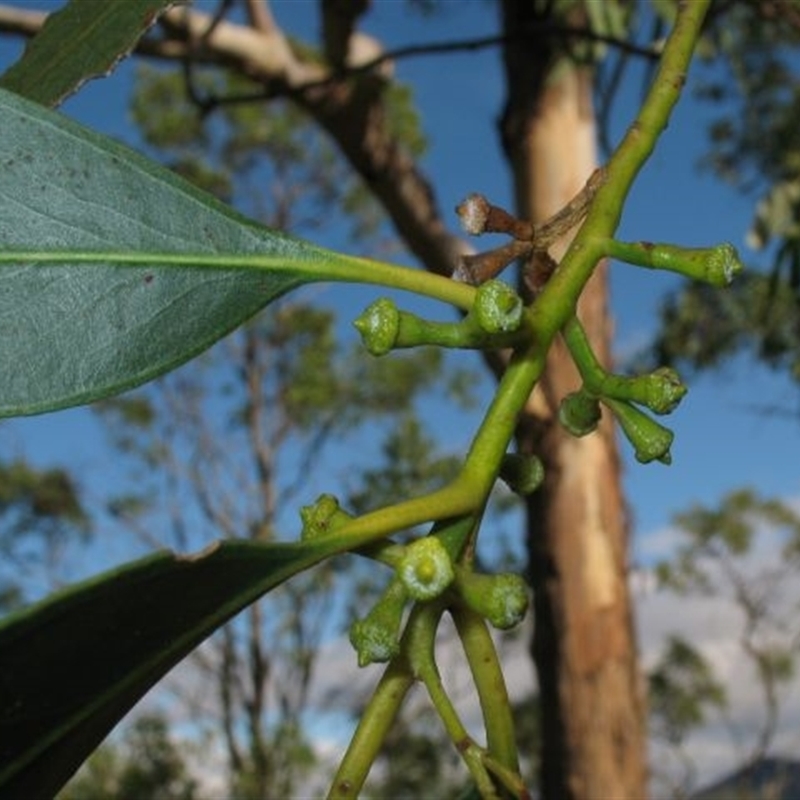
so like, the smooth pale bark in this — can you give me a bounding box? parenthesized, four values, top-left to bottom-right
(500, 11, 648, 798)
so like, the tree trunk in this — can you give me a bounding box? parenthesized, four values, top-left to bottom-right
(500, 4, 648, 798)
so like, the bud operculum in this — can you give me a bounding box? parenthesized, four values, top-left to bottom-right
(398, 537, 455, 601)
(470, 280, 524, 334)
(456, 570, 529, 630)
(349, 579, 408, 667)
(640, 367, 687, 415)
(300, 494, 353, 540)
(559, 390, 602, 437)
(456, 193, 492, 235)
(604, 397, 674, 464)
(499, 453, 545, 496)
(707, 243, 743, 286)
(353, 298, 400, 356)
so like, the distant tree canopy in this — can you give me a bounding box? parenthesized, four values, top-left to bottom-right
(653, 1, 800, 387)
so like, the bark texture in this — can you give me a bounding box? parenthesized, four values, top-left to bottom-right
(500, 3, 648, 798)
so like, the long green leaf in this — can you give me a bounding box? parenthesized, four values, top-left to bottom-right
(0, 0, 173, 107)
(0, 87, 474, 418)
(0, 538, 344, 800)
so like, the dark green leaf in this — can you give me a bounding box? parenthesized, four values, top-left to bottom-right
(0, 537, 343, 800)
(0, 0, 172, 107)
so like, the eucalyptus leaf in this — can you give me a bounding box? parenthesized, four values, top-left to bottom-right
(0, 538, 342, 800)
(0, 87, 474, 418)
(0, 0, 172, 107)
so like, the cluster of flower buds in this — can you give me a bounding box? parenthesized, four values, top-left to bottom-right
(353, 280, 526, 357)
(348, 532, 531, 667)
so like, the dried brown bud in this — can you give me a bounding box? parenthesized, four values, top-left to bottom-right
(456, 194, 533, 240)
(456, 193, 491, 235)
(454, 240, 533, 285)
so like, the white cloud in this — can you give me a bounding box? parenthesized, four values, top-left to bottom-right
(637, 571, 800, 790)
(634, 523, 684, 565)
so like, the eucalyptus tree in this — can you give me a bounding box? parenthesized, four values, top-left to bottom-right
(0, 2, 753, 799)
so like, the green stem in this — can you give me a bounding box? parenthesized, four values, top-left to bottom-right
(325, 658, 415, 800)
(530, 0, 713, 342)
(562, 315, 687, 414)
(596, 237, 742, 287)
(394, 314, 526, 351)
(295, 347, 543, 561)
(331, 252, 477, 309)
(296, 0, 712, 563)
(330, 601, 506, 800)
(327, 5, 712, 795)
(327, 5, 711, 796)
(354, 514, 478, 571)
(456, 0, 710, 498)
(561, 314, 606, 390)
(481, 755, 531, 800)
(408, 604, 502, 799)
(435, 512, 484, 565)
(461, 338, 545, 492)
(318, 480, 476, 551)
(451, 607, 520, 775)
(561, 313, 644, 401)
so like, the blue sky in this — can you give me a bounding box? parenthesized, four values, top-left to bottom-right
(3, 1, 800, 790)
(3, 0, 798, 565)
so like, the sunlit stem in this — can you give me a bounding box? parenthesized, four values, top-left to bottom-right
(408, 603, 503, 799)
(452, 607, 520, 774)
(530, 0, 713, 338)
(563, 315, 687, 414)
(324, 3, 712, 797)
(482, 754, 532, 799)
(325, 658, 414, 799)
(317, 0, 712, 553)
(595, 237, 743, 287)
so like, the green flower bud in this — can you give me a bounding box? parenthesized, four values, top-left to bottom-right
(705, 243, 743, 286)
(349, 579, 408, 667)
(646, 242, 744, 286)
(471, 280, 524, 334)
(456, 570, 529, 630)
(398, 537, 455, 601)
(639, 367, 687, 415)
(499, 453, 545, 496)
(299, 494, 352, 540)
(604, 398, 674, 465)
(353, 298, 400, 356)
(559, 390, 602, 437)
(607, 239, 744, 287)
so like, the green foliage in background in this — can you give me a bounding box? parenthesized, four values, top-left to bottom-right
(0, 1, 764, 797)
